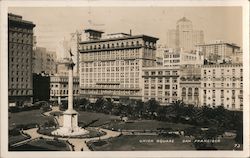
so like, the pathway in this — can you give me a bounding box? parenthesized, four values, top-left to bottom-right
(20, 127, 120, 151)
(16, 106, 121, 151)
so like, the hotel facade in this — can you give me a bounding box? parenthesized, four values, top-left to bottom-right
(79, 29, 158, 101)
(200, 64, 243, 110)
(8, 13, 35, 106)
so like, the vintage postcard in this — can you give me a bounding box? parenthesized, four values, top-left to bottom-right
(0, 0, 249, 157)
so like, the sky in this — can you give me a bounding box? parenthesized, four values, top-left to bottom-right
(9, 7, 242, 55)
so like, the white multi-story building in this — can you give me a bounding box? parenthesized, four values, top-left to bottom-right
(50, 75, 80, 104)
(79, 29, 158, 101)
(163, 49, 203, 68)
(162, 49, 204, 106)
(50, 61, 80, 104)
(142, 67, 180, 105)
(200, 64, 243, 110)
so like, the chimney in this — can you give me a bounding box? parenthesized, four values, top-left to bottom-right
(130, 29, 132, 36)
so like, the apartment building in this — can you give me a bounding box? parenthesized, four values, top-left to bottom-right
(200, 64, 243, 110)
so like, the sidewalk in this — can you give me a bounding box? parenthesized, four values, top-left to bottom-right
(21, 127, 120, 151)
(19, 106, 121, 151)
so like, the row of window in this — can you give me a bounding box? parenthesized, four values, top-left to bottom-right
(9, 90, 31, 96)
(203, 82, 243, 88)
(82, 66, 140, 73)
(203, 68, 243, 75)
(9, 43, 33, 49)
(82, 60, 140, 67)
(10, 71, 29, 76)
(9, 27, 33, 33)
(144, 78, 178, 83)
(144, 70, 179, 76)
(50, 78, 79, 83)
(10, 57, 29, 63)
(82, 72, 140, 78)
(50, 90, 79, 95)
(81, 49, 140, 61)
(82, 40, 156, 51)
(9, 38, 32, 44)
(81, 78, 140, 83)
(181, 87, 199, 96)
(163, 54, 180, 58)
(144, 84, 178, 90)
(203, 89, 243, 95)
(10, 77, 30, 83)
(9, 64, 30, 70)
(81, 89, 138, 95)
(9, 83, 30, 88)
(50, 84, 79, 88)
(202, 76, 243, 81)
(81, 84, 140, 89)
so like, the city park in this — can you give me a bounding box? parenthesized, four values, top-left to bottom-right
(9, 55, 243, 151)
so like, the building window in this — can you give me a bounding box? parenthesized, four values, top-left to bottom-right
(165, 85, 170, 89)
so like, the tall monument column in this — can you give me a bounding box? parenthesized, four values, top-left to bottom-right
(68, 61, 74, 111)
(52, 55, 88, 136)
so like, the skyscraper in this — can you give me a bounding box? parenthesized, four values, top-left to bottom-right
(167, 17, 204, 51)
(8, 13, 36, 106)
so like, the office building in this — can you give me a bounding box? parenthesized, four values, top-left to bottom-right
(142, 67, 180, 105)
(200, 64, 243, 110)
(196, 40, 241, 62)
(32, 47, 57, 75)
(167, 17, 204, 51)
(8, 13, 35, 106)
(163, 49, 203, 68)
(79, 29, 158, 101)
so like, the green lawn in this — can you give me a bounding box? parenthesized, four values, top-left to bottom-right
(77, 111, 120, 127)
(9, 109, 54, 130)
(104, 120, 193, 131)
(9, 134, 30, 145)
(9, 138, 70, 151)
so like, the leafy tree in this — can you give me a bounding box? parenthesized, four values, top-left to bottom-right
(144, 99, 160, 118)
(93, 98, 106, 112)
